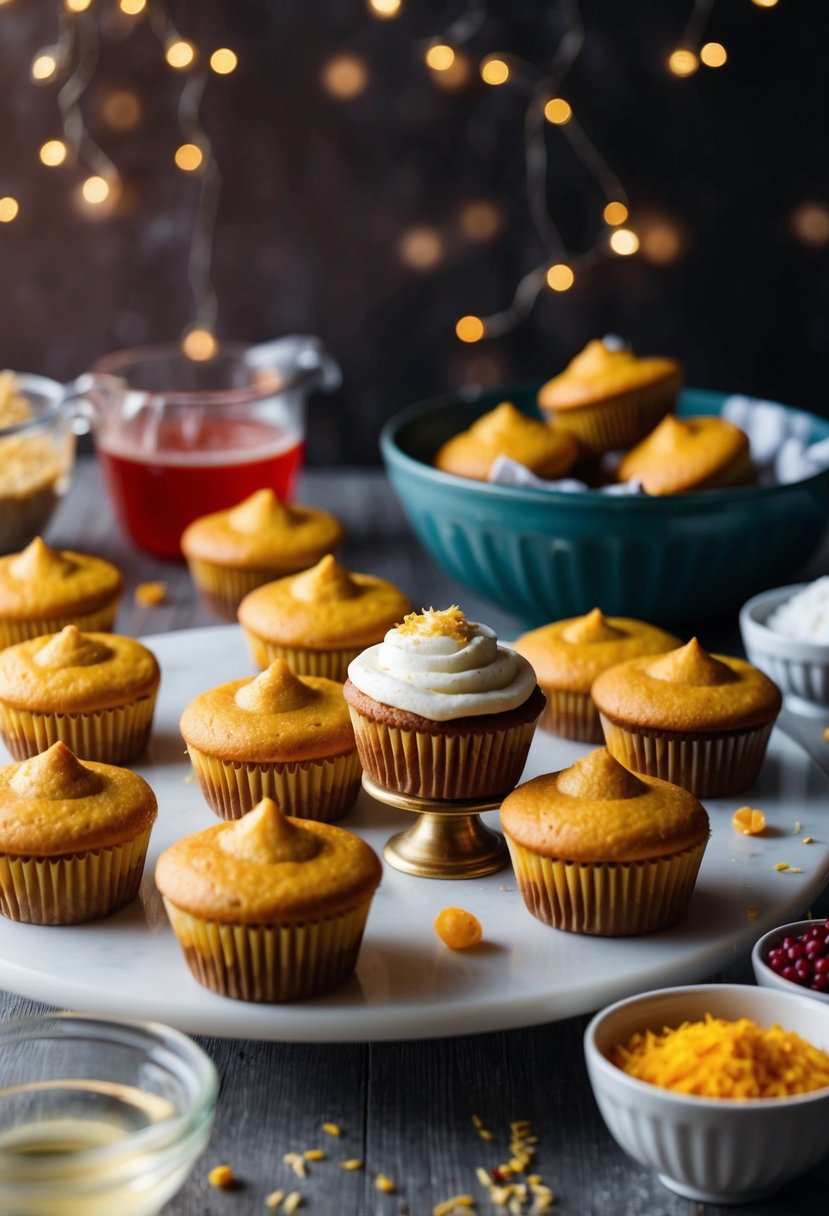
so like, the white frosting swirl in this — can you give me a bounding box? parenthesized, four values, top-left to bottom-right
(347, 619, 537, 720)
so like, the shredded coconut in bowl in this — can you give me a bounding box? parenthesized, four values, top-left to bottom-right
(767, 577, 829, 643)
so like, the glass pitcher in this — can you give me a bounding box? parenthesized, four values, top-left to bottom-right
(70, 336, 341, 560)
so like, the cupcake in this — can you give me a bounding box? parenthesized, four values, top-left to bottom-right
(181, 489, 345, 620)
(433, 401, 579, 482)
(0, 741, 157, 925)
(155, 796, 382, 1002)
(537, 339, 682, 455)
(238, 554, 413, 680)
(513, 608, 680, 742)
(0, 537, 123, 649)
(591, 637, 783, 798)
(500, 747, 710, 936)
(0, 626, 160, 763)
(343, 605, 546, 800)
(617, 414, 754, 495)
(180, 659, 361, 822)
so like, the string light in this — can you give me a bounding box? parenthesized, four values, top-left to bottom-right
(81, 174, 110, 204)
(165, 40, 195, 70)
(480, 56, 509, 85)
(368, 0, 402, 16)
(119, 0, 146, 13)
(603, 200, 628, 226)
(700, 41, 727, 67)
(209, 48, 238, 75)
(609, 227, 640, 255)
(429, 51, 473, 91)
(0, 197, 19, 222)
(39, 139, 68, 166)
(174, 142, 203, 171)
(31, 53, 59, 82)
(751, 0, 778, 7)
(321, 55, 369, 99)
(65, 0, 92, 12)
(398, 226, 444, 269)
(668, 49, 699, 76)
(456, 316, 485, 343)
(425, 44, 455, 72)
(182, 326, 218, 361)
(546, 263, 574, 291)
(544, 97, 572, 125)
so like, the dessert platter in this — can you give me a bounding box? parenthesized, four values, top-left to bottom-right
(0, 624, 827, 1042)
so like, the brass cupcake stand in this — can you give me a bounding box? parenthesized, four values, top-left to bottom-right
(361, 773, 509, 879)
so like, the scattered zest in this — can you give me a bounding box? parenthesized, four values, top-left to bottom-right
(775, 862, 790, 872)
(732, 806, 766, 836)
(134, 580, 166, 606)
(434, 906, 483, 950)
(207, 1164, 235, 1189)
(322, 1121, 342, 1137)
(375, 1173, 396, 1193)
(339, 1158, 363, 1171)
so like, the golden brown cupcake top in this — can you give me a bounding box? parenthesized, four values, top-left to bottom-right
(513, 609, 680, 693)
(500, 747, 709, 862)
(0, 626, 159, 714)
(591, 637, 783, 732)
(180, 660, 355, 763)
(180, 488, 344, 570)
(155, 796, 382, 925)
(0, 740, 157, 856)
(617, 415, 752, 495)
(0, 538, 123, 620)
(433, 402, 579, 481)
(237, 555, 413, 650)
(538, 340, 682, 412)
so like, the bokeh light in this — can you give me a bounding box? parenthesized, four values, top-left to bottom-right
(480, 57, 509, 86)
(668, 49, 699, 77)
(182, 328, 218, 361)
(751, 0, 779, 7)
(429, 50, 472, 91)
(65, 0, 92, 12)
(101, 90, 141, 132)
(639, 218, 685, 265)
(31, 54, 58, 82)
(82, 175, 111, 205)
(700, 42, 727, 68)
(321, 55, 369, 99)
(456, 315, 485, 343)
(458, 200, 502, 242)
(546, 264, 575, 292)
(210, 48, 238, 75)
(174, 143, 204, 171)
(165, 40, 196, 70)
(368, 0, 402, 16)
(0, 197, 20, 223)
(398, 226, 444, 270)
(544, 97, 572, 125)
(39, 139, 68, 167)
(791, 202, 829, 248)
(119, 0, 146, 13)
(425, 45, 455, 72)
(609, 228, 640, 256)
(603, 201, 629, 226)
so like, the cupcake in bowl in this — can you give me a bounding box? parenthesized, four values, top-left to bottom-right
(343, 605, 546, 800)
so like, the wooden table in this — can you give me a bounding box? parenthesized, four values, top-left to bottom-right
(4, 456, 828, 1216)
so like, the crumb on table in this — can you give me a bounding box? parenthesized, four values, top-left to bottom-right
(134, 580, 167, 606)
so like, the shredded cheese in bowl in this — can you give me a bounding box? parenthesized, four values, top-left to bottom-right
(611, 1013, 829, 1098)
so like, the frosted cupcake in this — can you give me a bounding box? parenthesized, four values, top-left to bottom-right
(500, 748, 709, 936)
(343, 605, 546, 800)
(180, 659, 361, 821)
(156, 797, 382, 1002)
(0, 537, 123, 648)
(238, 554, 413, 680)
(0, 741, 157, 925)
(181, 489, 345, 620)
(591, 637, 782, 797)
(0, 625, 160, 763)
(513, 608, 680, 742)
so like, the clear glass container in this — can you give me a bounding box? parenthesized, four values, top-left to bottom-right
(0, 1012, 218, 1216)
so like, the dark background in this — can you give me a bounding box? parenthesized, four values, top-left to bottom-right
(0, 0, 826, 465)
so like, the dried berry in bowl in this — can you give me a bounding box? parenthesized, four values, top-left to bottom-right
(753, 918, 829, 1000)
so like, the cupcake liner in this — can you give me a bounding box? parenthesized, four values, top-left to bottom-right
(187, 745, 362, 822)
(504, 835, 707, 936)
(538, 687, 604, 743)
(242, 630, 360, 681)
(0, 827, 153, 926)
(347, 710, 539, 800)
(547, 381, 678, 456)
(0, 691, 157, 764)
(162, 897, 372, 1002)
(0, 601, 119, 650)
(187, 559, 298, 622)
(599, 716, 775, 798)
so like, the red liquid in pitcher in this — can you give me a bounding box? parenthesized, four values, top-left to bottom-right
(97, 417, 305, 559)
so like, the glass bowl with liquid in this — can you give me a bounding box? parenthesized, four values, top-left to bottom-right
(0, 1012, 218, 1216)
(73, 336, 341, 559)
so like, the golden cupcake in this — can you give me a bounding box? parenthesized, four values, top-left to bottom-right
(513, 609, 680, 742)
(155, 796, 382, 1002)
(0, 741, 157, 925)
(0, 626, 159, 763)
(343, 605, 546, 800)
(0, 537, 123, 649)
(537, 339, 682, 455)
(591, 637, 782, 798)
(500, 747, 709, 936)
(433, 401, 579, 482)
(180, 659, 361, 822)
(180, 489, 345, 620)
(238, 554, 413, 680)
(616, 413, 753, 494)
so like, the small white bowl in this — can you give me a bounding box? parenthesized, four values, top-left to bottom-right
(739, 584, 829, 709)
(752, 918, 829, 1005)
(584, 983, 829, 1204)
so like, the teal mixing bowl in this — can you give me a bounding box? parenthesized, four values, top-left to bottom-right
(380, 385, 829, 629)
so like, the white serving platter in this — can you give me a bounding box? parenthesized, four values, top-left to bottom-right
(0, 625, 827, 1042)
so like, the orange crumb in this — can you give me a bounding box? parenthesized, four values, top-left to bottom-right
(732, 806, 766, 836)
(434, 906, 483, 950)
(134, 580, 166, 606)
(207, 1164, 235, 1189)
(774, 862, 790, 872)
(824, 727, 829, 742)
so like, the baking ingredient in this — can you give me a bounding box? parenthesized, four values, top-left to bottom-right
(767, 577, 829, 642)
(434, 907, 483, 950)
(611, 1013, 829, 1096)
(766, 918, 829, 994)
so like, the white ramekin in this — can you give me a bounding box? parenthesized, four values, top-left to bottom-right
(739, 584, 829, 708)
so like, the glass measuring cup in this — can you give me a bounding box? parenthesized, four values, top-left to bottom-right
(71, 335, 341, 559)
